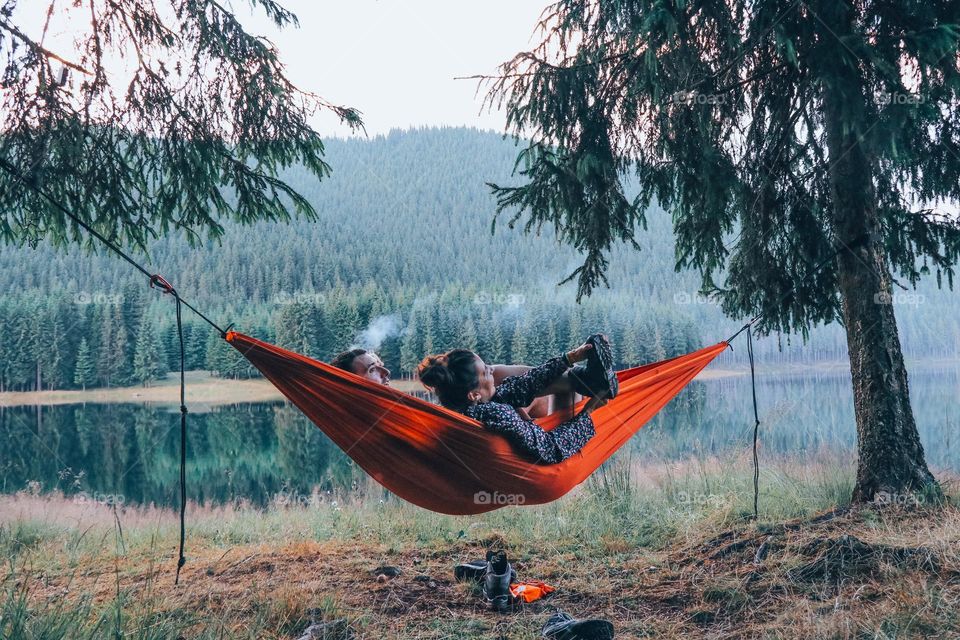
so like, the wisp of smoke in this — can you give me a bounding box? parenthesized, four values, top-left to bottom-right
(353, 314, 402, 351)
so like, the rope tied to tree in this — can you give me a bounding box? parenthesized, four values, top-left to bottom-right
(723, 320, 762, 518)
(148, 274, 189, 583)
(0, 159, 235, 584)
(747, 325, 761, 519)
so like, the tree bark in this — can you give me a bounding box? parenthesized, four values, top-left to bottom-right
(819, 3, 938, 502)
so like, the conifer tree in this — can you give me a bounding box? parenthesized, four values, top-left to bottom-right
(422, 306, 437, 357)
(185, 324, 208, 370)
(488, 0, 960, 501)
(487, 317, 506, 364)
(399, 308, 422, 375)
(461, 315, 479, 353)
(510, 317, 529, 364)
(621, 319, 642, 368)
(1, 0, 360, 250)
(73, 337, 95, 391)
(133, 314, 164, 386)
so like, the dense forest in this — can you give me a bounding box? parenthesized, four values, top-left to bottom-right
(1, 128, 957, 392)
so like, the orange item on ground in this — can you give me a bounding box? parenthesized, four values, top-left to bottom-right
(509, 580, 556, 603)
(226, 332, 726, 516)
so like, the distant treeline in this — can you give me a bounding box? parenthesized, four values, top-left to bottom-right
(0, 284, 701, 391)
(1, 127, 957, 391)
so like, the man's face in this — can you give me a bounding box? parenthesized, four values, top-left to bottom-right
(351, 352, 391, 385)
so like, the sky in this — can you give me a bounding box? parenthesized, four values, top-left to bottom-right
(245, 1, 551, 136)
(15, 0, 550, 137)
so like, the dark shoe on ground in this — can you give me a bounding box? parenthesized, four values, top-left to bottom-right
(542, 610, 614, 639)
(569, 334, 619, 400)
(482, 550, 514, 613)
(455, 559, 516, 583)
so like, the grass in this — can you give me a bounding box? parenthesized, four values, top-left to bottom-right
(2, 453, 959, 639)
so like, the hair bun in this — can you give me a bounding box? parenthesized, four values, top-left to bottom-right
(415, 349, 479, 409)
(417, 356, 451, 388)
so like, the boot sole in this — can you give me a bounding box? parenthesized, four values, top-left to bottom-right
(587, 334, 619, 399)
(457, 562, 516, 583)
(454, 563, 486, 582)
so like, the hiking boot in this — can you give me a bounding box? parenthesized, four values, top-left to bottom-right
(569, 334, 619, 400)
(542, 610, 614, 639)
(455, 559, 516, 584)
(482, 550, 514, 613)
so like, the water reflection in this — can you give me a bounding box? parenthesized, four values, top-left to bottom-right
(1, 367, 957, 508)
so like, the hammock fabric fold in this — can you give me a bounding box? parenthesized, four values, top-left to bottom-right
(226, 331, 728, 515)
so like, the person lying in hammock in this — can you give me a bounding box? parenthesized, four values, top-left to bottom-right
(331, 347, 587, 418)
(331, 348, 392, 386)
(416, 335, 618, 464)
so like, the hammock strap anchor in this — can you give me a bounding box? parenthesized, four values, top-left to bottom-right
(150, 277, 190, 584)
(723, 322, 762, 519)
(719, 234, 875, 517)
(747, 325, 760, 518)
(0, 159, 235, 583)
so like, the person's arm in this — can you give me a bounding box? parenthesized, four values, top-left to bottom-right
(492, 364, 564, 419)
(492, 340, 595, 408)
(491, 364, 533, 385)
(471, 402, 596, 464)
(491, 355, 571, 408)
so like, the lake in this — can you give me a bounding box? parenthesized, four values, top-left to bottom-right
(2, 365, 958, 508)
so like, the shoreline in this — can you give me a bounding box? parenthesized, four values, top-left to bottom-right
(1, 357, 955, 409)
(0, 371, 426, 409)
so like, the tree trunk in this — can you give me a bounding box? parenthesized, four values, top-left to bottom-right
(819, 2, 938, 503)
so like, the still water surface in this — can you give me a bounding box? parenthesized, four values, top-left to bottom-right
(2, 366, 957, 508)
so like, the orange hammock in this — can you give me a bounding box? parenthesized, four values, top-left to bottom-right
(226, 331, 728, 515)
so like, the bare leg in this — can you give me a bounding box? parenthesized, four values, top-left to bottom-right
(491, 364, 581, 419)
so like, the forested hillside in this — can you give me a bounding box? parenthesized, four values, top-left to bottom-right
(1, 127, 957, 391)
